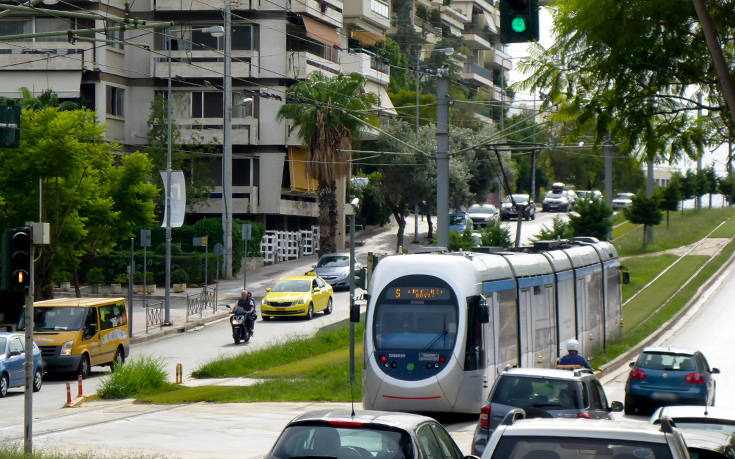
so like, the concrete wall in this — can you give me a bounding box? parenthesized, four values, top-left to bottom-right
(259, 152, 286, 214)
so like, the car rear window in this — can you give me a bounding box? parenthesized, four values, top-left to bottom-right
(672, 419, 735, 436)
(637, 352, 698, 371)
(491, 436, 673, 459)
(491, 376, 580, 410)
(269, 423, 413, 459)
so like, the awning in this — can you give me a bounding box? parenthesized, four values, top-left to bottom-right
(0, 71, 81, 98)
(301, 15, 342, 48)
(484, 10, 498, 35)
(377, 87, 397, 116)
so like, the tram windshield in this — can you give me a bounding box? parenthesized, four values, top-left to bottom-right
(373, 301, 458, 352)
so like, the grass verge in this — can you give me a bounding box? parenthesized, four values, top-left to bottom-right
(0, 444, 161, 459)
(614, 208, 735, 256)
(620, 254, 678, 301)
(612, 221, 637, 240)
(98, 356, 174, 399)
(593, 238, 735, 367)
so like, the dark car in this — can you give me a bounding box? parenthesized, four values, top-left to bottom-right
(470, 367, 623, 456)
(266, 409, 478, 459)
(312, 253, 361, 290)
(499, 194, 535, 221)
(625, 347, 719, 415)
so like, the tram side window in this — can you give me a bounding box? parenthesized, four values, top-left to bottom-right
(587, 271, 603, 331)
(497, 289, 518, 367)
(464, 296, 486, 371)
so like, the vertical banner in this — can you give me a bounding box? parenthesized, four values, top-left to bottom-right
(160, 170, 186, 228)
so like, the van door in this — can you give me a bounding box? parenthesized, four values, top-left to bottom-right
(81, 307, 103, 365)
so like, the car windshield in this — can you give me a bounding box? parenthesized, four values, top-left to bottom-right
(671, 419, 735, 436)
(0, 337, 5, 353)
(18, 307, 88, 331)
(272, 279, 311, 292)
(505, 195, 529, 203)
(490, 436, 674, 459)
(269, 423, 413, 459)
(449, 215, 467, 225)
(576, 191, 591, 198)
(491, 376, 580, 410)
(615, 193, 632, 200)
(636, 352, 698, 371)
(545, 191, 564, 198)
(469, 204, 483, 213)
(317, 256, 349, 268)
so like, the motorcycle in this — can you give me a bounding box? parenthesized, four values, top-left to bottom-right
(227, 306, 253, 345)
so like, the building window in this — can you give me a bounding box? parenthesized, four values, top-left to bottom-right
(191, 91, 223, 118)
(232, 24, 254, 50)
(107, 27, 124, 49)
(169, 24, 255, 51)
(371, 0, 390, 18)
(106, 86, 125, 117)
(232, 91, 256, 118)
(0, 18, 72, 42)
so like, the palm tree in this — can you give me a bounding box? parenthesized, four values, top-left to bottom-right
(278, 72, 377, 255)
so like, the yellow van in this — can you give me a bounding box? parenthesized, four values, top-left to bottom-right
(20, 297, 130, 378)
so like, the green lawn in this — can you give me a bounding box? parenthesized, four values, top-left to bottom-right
(613, 222, 638, 241)
(614, 209, 735, 256)
(620, 254, 678, 301)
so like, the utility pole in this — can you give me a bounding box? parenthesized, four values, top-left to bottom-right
(605, 134, 614, 240)
(696, 92, 703, 210)
(164, 32, 172, 324)
(223, 0, 233, 279)
(436, 71, 450, 248)
(530, 97, 536, 201)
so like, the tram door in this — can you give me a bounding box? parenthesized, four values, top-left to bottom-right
(576, 276, 590, 357)
(533, 285, 556, 368)
(519, 288, 533, 368)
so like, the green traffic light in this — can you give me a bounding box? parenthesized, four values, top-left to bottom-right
(511, 16, 527, 33)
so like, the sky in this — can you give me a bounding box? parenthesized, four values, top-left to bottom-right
(502, 6, 730, 176)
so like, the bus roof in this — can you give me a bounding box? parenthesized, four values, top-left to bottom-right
(34, 297, 126, 307)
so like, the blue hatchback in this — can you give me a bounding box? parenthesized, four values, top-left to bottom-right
(625, 347, 718, 415)
(448, 212, 471, 233)
(0, 332, 43, 397)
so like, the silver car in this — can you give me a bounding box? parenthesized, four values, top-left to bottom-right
(312, 253, 361, 290)
(266, 409, 477, 459)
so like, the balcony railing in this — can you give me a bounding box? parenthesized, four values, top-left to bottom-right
(464, 62, 493, 81)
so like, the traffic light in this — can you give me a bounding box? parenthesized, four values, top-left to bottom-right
(354, 266, 368, 290)
(2, 227, 31, 290)
(500, 0, 539, 43)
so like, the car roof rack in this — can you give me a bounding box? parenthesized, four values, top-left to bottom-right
(659, 417, 676, 433)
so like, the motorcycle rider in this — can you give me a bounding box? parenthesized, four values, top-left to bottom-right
(558, 338, 591, 369)
(236, 290, 256, 334)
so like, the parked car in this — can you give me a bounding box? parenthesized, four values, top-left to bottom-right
(449, 212, 472, 233)
(468, 204, 498, 228)
(612, 192, 635, 209)
(265, 409, 478, 459)
(542, 190, 570, 212)
(0, 332, 43, 397)
(651, 405, 735, 436)
(471, 367, 623, 456)
(625, 347, 719, 415)
(311, 253, 361, 290)
(499, 194, 535, 221)
(479, 416, 690, 459)
(576, 190, 603, 201)
(261, 275, 333, 320)
(564, 189, 578, 207)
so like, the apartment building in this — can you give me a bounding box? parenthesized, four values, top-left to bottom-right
(0, 0, 510, 247)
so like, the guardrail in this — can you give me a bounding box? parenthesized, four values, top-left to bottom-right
(145, 300, 165, 333)
(185, 285, 218, 321)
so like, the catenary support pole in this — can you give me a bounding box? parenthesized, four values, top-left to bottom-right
(605, 134, 614, 240)
(223, 0, 233, 279)
(349, 213, 355, 384)
(164, 32, 172, 325)
(23, 241, 34, 457)
(436, 72, 450, 248)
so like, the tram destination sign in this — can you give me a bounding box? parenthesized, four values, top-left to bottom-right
(386, 287, 450, 301)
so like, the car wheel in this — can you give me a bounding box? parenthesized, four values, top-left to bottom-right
(624, 394, 636, 415)
(324, 297, 333, 315)
(78, 354, 90, 379)
(110, 346, 125, 371)
(262, 315, 271, 321)
(0, 373, 8, 397)
(33, 368, 42, 392)
(306, 303, 314, 320)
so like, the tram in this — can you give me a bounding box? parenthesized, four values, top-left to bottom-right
(362, 239, 623, 414)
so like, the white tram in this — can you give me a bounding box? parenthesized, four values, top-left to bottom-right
(362, 239, 623, 414)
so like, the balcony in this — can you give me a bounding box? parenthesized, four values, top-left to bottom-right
(439, 5, 469, 36)
(287, 0, 344, 28)
(462, 26, 493, 50)
(342, 51, 389, 85)
(192, 186, 259, 214)
(177, 117, 258, 145)
(343, 0, 391, 36)
(155, 0, 287, 11)
(153, 50, 258, 79)
(486, 47, 512, 71)
(287, 51, 341, 79)
(463, 62, 494, 88)
(0, 42, 92, 72)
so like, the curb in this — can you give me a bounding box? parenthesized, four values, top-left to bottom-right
(130, 311, 231, 345)
(64, 393, 97, 408)
(598, 237, 735, 379)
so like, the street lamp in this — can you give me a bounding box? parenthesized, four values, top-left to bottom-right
(164, 24, 224, 325)
(346, 197, 359, 385)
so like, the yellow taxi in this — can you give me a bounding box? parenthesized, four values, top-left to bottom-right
(261, 275, 333, 320)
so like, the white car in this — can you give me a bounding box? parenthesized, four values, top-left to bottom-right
(468, 204, 498, 228)
(480, 417, 690, 459)
(542, 191, 570, 212)
(612, 192, 635, 210)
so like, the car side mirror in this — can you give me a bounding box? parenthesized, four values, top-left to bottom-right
(312, 264, 316, 269)
(265, 288, 271, 292)
(86, 323, 97, 337)
(313, 287, 321, 293)
(479, 305, 490, 323)
(610, 401, 624, 412)
(621, 270, 630, 284)
(712, 367, 720, 374)
(629, 361, 635, 367)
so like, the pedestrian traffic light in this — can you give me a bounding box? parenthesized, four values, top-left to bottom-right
(2, 227, 31, 290)
(500, 0, 539, 43)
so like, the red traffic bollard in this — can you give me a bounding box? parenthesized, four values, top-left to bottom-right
(66, 382, 71, 405)
(77, 374, 84, 398)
